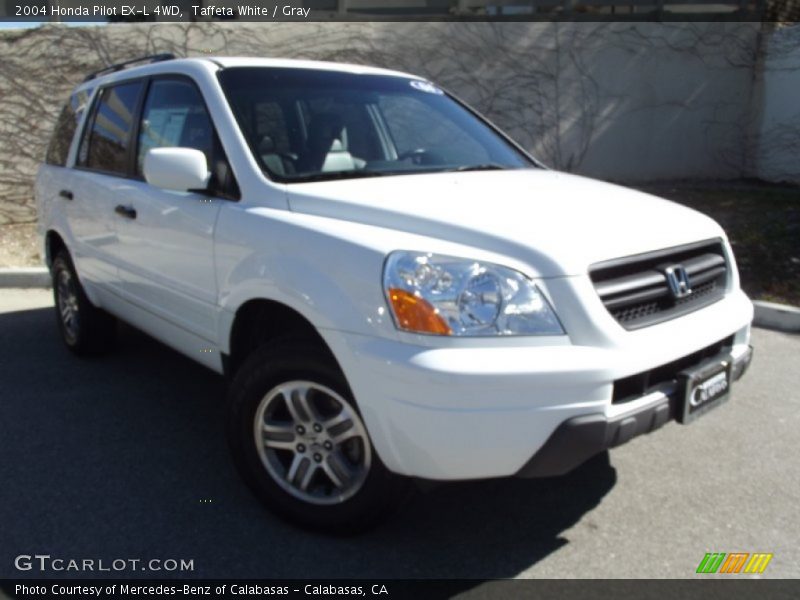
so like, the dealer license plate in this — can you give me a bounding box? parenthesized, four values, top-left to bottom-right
(678, 356, 732, 424)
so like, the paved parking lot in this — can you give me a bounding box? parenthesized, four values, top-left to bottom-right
(0, 289, 798, 581)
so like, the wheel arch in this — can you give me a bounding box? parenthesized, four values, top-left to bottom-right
(224, 297, 341, 380)
(45, 229, 68, 269)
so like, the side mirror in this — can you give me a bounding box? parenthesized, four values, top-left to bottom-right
(143, 147, 210, 192)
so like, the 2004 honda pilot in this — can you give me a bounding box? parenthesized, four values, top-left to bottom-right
(37, 55, 754, 531)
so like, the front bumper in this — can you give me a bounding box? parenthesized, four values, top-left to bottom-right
(517, 344, 753, 478)
(321, 289, 754, 480)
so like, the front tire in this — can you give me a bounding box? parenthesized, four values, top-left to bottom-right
(227, 339, 410, 533)
(51, 250, 116, 356)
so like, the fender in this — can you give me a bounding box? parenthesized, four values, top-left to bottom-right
(214, 206, 405, 352)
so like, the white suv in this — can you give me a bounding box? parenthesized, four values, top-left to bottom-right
(37, 55, 754, 531)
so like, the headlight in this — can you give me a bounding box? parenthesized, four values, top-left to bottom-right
(383, 251, 564, 336)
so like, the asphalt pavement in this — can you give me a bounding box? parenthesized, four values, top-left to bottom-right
(0, 289, 798, 581)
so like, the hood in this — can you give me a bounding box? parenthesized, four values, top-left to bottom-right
(286, 169, 724, 277)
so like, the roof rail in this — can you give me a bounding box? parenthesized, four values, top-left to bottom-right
(83, 53, 176, 82)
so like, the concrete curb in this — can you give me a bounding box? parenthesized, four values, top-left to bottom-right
(0, 267, 51, 289)
(752, 300, 800, 334)
(1, 268, 798, 333)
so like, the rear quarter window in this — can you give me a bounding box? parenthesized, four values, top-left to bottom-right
(45, 90, 91, 167)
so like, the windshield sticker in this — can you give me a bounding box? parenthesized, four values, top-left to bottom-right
(410, 80, 444, 95)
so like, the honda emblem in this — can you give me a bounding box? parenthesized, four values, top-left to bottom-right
(664, 265, 692, 299)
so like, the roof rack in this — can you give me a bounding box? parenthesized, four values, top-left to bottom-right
(83, 53, 176, 82)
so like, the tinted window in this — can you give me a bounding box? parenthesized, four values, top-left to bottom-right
(302, 97, 384, 163)
(46, 101, 77, 166)
(253, 100, 294, 155)
(46, 89, 93, 166)
(219, 68, 532, 183)
(79, 81, 143, 175)
(379, 95, 487, 161)
(136, 79, 214, 175)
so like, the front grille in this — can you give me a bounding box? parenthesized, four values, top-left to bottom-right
(590, 239, 729, 330)
(612, 335, 734, 404)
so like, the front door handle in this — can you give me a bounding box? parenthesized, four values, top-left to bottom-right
(114, 205, 137, 219)
(59, 189, 73, 201)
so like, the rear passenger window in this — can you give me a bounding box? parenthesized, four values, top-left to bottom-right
(78, 81, 143, 175)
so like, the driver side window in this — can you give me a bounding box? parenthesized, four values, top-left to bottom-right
(136, 78, 238, 199)
(136, 79, 213, 175)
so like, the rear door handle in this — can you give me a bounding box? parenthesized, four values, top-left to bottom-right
(114, 205, 137, 219)
(59, 189, 73, 201)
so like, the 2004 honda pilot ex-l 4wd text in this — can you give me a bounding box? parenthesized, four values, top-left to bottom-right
(37, 55, 754, 531)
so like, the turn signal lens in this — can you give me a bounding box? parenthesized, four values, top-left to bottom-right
(387, 288, 452, 335)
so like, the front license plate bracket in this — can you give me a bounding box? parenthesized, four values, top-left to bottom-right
(678, 355, 733, 424)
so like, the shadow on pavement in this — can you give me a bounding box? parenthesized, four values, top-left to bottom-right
(0, 305, 616, 581)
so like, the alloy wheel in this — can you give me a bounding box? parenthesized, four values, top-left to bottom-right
(56, 267, 80, 344)
(253, 380, 372, 505)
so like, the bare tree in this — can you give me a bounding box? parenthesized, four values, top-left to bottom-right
(0, 21, 763, 225)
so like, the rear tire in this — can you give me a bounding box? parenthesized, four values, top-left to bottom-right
(227, 339, 411, 533)
(51, 250, 116, 356)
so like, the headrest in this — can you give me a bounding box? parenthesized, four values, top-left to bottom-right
(258, 135, 276, 154)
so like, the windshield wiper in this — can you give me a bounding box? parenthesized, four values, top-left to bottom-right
(449, 163, 509, 172)
(284, 164, 511, 183)
(284, 170, 392, 183)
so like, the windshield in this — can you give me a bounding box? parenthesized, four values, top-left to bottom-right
(217, 67, 535, 183)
